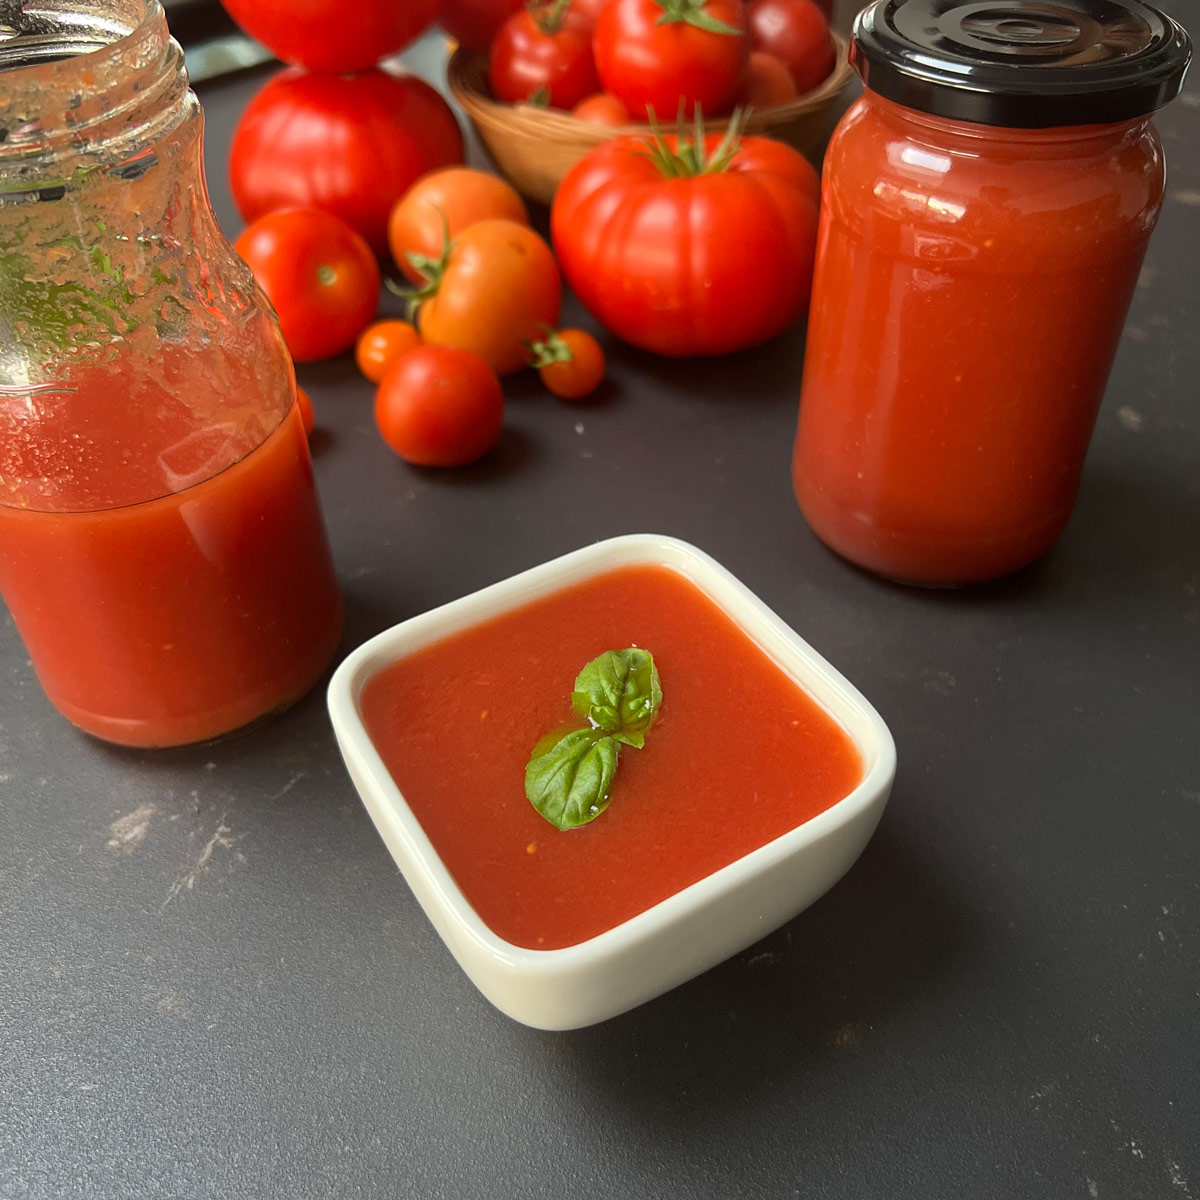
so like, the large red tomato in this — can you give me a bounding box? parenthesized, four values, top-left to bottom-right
(219, 0, 440, 71)
(489, 2, 600, 109)
(592, 0, 749, 119)
(439, 0, 526, 50)
(550, 130, 820, 356)
(230, 67, 464, 257)
(746, 0, 835, 94)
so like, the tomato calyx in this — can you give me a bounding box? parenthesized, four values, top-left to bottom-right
(526, 327, 575, 368)
(390, 210, 452, 321)
(528, 0, 573, 35)
(653, 0, 743, 35)
(640, 107, 746, 178)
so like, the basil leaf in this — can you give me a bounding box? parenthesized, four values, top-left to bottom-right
(525, 729, 619, 831)
(571, 649, 662, 747)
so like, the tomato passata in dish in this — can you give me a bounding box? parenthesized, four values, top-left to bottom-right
(361, 563, 862, 950)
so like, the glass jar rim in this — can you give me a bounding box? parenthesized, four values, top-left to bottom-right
(0, 0, 187, 185)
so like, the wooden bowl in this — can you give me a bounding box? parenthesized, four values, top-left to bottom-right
(447, 35, 855, 206)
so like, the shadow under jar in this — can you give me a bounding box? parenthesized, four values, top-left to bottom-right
(791, 0, 1191, 586)
(0, 0, 343, 747)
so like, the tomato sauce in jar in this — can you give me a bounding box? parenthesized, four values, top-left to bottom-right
(792, 0, 1191, 585)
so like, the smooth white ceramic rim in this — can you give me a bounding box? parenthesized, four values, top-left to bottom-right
(327, 533, 896, 978)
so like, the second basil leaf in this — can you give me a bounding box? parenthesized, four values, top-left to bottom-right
(571, 648, 662, 749)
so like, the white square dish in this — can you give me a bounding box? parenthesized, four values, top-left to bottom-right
(327, 533, 896, 1031)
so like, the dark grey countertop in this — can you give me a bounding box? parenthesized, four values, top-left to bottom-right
(3, 14, 1198, 1199)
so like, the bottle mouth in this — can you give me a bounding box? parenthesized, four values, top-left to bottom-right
(0, 0, 155, 70)
(0, 0, 188, 182)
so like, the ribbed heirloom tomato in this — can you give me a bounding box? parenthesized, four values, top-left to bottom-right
(230, 68, 464, 256)
(593, 0, 749, 119)
(551, 123, 821, 356)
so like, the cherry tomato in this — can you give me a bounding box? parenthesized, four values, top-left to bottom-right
(489, 0, 600, 109)
(528, 329, 606, 399)
(551, 128, 820, 357)
(571, 92, 631, 124)
(356, 320, 423, 383)
(593, 0, 749, 119)
(414, 219, 562, 376)
(388, 168, 529, 283)
(375, 346, 505, 467)
(219, 0, 439, 71)
(742, 51, 798, 107)
(235, 208, 381, 363)
(295, 386, 316, 436)
(439, 0, 525, 50)
(230, 67, 464, 256)
(746, 0, 835, 94)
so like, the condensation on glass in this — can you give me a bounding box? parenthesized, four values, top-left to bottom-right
(0, 0, 343, 747)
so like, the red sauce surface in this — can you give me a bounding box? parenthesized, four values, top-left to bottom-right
(792, 95, 1165, 585)
(0, 404, 342, 747)
(361, 563, 863, 949)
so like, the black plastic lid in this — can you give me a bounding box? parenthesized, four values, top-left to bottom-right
(851, 0, 1192, 128)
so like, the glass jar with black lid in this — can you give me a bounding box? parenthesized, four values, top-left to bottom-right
(791, 0, 1191, 585)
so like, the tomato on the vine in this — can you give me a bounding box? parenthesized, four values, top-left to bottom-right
(388, 169, 529, 283)
(593, 0, 749, 119)
(230, 67, 464, 257)
(235, 208, 380, 363)
(356, 321, 422, 383)
(489, 0, 600, 109)
(571, 92, 631, 124)
(375, 346, 505, 467)
(219, 0, 439, 71)
(528, 329, 607, 400)
(439, 0, 525, 50)
(746, 0, 835, 94)
(411, 219, 562, 376)
(551, 121, 820, 357)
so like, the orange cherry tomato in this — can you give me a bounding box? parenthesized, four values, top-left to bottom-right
(414, 218, 562, 376)
(528, 328, 606, 399)
(571, 92, 632, 125)
(356, 319, 422, 382)
(295, 386, 315, 435)
(743, 51, 798, 107)
(375, 345, 504, 466)
(388, 168, 529, 283)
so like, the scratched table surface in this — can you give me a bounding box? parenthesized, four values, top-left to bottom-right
(3, 9, 1199, 1198)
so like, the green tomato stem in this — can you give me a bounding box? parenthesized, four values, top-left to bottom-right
(654, 0, 743, 35)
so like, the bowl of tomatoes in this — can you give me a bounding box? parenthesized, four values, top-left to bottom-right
(447, 0, 854, 205)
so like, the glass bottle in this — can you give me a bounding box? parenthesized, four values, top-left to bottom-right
(0, 0, 343, 747)
(791, 0, 1191, 585)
